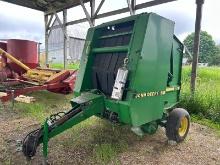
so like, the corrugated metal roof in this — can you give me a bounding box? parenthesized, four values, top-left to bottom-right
(1, 0, 90, 13)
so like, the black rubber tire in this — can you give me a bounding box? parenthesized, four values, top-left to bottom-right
(166, 108, 190, 143)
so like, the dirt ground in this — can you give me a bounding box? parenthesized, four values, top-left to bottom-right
(0, 106, 220, 165)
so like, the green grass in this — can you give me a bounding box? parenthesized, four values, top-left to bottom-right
(14, 91, 135, 164)
(179, 66, 220, 123)
(49, 63, 80, 70)
(15, 91, 72, 123)
(58, 118, 132, 164)
(191, 115, 220, 136)
(13, 65, 220, 164)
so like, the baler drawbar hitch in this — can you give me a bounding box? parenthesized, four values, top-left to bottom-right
(22, 92, 104, 161)
(22, 106, 82, 158)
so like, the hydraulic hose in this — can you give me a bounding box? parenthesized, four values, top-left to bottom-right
(22, 128, 43, 158)
(22, 106, 82, 159)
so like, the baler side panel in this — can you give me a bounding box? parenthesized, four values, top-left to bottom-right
(74, 28, 96, 95)
(169, 36, 184, 87)
(125, 15, 150, 100)
(164, 36, 184, 108)
(130, 13, 175, 126)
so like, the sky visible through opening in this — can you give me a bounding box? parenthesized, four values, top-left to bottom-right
(0, 0, 219, 47)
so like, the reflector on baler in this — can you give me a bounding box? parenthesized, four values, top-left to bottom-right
(97, 21, 134, 47)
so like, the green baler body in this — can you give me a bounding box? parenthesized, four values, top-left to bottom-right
(22, 13, 186, 159)
(74, 12, 184, 127)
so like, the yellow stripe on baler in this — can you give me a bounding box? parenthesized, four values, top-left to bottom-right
(166, 86, 180, 92)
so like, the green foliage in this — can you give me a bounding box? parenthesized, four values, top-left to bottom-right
(50, 62, 80, 70)
(93, 143, 118, 164)
(209, 53, 220, 66)
(191, 115, 220, 136)
(179, 66, 220, 123)
(183, 31, 220, 65)
(58, 117, 133, 164)
(15, 91, 72, 123)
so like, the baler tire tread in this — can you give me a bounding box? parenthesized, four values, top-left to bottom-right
(166, 108, 190, 143)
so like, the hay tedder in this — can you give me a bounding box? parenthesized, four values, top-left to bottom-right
(22, 13, 190, 162)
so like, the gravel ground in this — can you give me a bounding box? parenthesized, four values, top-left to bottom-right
(0, 107, 220, 165)
(116, 123, 220, 165)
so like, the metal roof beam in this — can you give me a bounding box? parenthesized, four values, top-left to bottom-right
(131, 0, 136, 13)
(49, 18, 87, 30)
(45, 0, 90, 15)
(1, 0, 45, 11)
(127, 0, 135, 15)
(48, 0, 176, 30)
(95, 0, 176, 19)
(93, 0, 105, 19)
(46, 14, 54, 30)
(135, 0, 177, 10)
(53, 12, 68, 38)
(90, 0, 95, 25)
(2, 0, 176, 15)
(80, 0, 94, 27)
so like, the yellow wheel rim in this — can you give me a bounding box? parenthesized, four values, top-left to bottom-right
(178, 116, 188, 137)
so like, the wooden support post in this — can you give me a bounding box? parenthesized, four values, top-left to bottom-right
(46, 14, 54, 30)
(52, 10, 68, 69)
(90, 0, 95, 25)
(131, 0, 136, 14)
(80, 0, 94, 27)
(93, 0, 105, 19)
(190, 0, 204, 94)
(127, 0, 136, 15)
(63, 9, 68, 69)
(44, 14, 49, 66)
(54, 12, 68, 37)
(48, 17, 56, 37)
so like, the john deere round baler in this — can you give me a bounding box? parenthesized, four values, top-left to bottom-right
(22, 12, 190, 161)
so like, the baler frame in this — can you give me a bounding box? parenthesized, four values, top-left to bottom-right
(22, 13, 190, 163)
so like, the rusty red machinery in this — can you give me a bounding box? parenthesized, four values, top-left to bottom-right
(0, 41, 11, 81)
(0, 39, 77, 102)
(7, 39, 39, 74)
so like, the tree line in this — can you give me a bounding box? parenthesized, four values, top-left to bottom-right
(183, 31, 220, 66)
